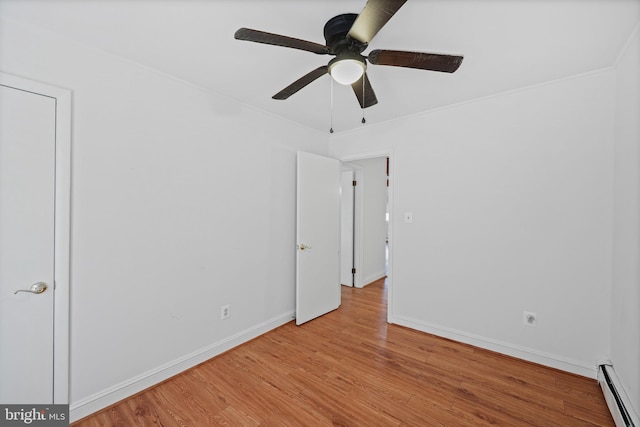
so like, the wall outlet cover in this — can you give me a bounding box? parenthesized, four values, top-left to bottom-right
(221, 305, 230, 320)
(523, 311, 537, 327)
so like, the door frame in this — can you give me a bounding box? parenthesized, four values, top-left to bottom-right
(339, 168, 355, 286)
(340, 162, 364, 288)
(337, 150, 394, 323)
(0, 72, 71, 403)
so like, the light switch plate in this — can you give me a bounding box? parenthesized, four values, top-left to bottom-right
(404, 212, 413, 223)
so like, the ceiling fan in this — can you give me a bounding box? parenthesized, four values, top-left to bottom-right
(234, 0, 463, 110)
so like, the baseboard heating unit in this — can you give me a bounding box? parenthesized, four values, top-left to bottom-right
(598, 364, 637, 427)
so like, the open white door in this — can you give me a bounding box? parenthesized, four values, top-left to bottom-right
(296, 152, 341, 325)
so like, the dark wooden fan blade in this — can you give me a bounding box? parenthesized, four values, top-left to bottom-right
(234, 28, 330, 55)
(351, 72, 378, 108)
(348, 0, 407, 44)
(273, 66, 329, 100)
(368, 49, 463, 73)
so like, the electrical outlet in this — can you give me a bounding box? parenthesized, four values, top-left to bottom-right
(523, 311, 537, 327)
(221, 305, 230, 320)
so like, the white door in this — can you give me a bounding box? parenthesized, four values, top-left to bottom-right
(0, 84, 57, 403)
(340, 170, 354, 286)
(296, 152, 341, 325)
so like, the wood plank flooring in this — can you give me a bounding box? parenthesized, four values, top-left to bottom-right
(72, 278, 614, 426)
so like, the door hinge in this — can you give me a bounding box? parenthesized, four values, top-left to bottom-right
(352, 268, 356, 274)
(352, 180, 357, 186)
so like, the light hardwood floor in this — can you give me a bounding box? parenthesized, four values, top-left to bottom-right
(72, 278, 614, 426)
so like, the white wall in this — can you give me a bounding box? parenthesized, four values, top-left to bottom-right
(330, 70, 615, 377)
(612, 25, 640, 421)
(0, 18, 327, 419)
(351, 158, 388, 286)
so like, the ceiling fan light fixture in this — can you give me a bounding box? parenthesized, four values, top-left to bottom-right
(328, 57, 365, 85)
(235, 1, 463, 111)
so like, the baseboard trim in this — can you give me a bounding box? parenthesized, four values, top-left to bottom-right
(70, 311, 295, 423)
(599, 364, 639, 427)
(358, 271, 387, 288)
(390, 314, 597, 379)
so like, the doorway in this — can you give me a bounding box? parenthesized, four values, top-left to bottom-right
(0, 73, 71, 404)
(339, 154, 392, 316)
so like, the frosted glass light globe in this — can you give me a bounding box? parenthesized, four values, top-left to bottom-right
(329, 59, 365, 85)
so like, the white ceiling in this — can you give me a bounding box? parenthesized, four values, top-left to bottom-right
(2, 0, 639, 133)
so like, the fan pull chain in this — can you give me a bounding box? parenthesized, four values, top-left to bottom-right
(361, 76, 366, 124)
(330, 78, 334, 134)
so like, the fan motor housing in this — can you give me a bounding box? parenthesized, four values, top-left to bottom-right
(324, 13, 366, 54)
